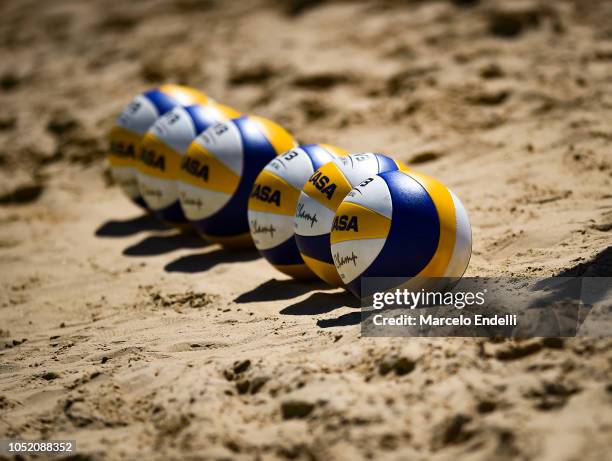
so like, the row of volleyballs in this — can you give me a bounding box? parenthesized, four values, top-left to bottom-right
(107, 84, 472, 298)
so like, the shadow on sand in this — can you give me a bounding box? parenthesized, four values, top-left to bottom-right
(123, 232, 209, 256)
(280, 290, 358, 316)
(533, 246, 612, 304)
(95, 214, 168, 237)
(164, 248, 261, 273)
(555, 246, 612, 278)
(234, 278, 330, 303)
(527, 246, 612, 335)
(235, 278, 361, 327)
(316, 311, 362, 328)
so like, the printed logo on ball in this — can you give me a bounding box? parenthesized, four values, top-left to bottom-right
(307, 170, 338, 200)
(263, 148, 319, 191)
(248, 210, 294, 250)
(294, 192, 336, 236)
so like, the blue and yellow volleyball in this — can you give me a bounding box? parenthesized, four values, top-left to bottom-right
(247, 144, 348, 279)
(107, 84, 211, 208)
(178, 115, 297, 247)
(136, 102, 240, 227)
(294, 153, 409, 286)
(330, 170, 472, 298)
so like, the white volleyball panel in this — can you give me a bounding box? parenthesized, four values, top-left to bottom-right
(178, 181, 231, 221)
(247, 210, 296, 250)
(265, 148, 317, 191)
(137, 173, 178, 210)
(150, 107, 197, 154)
(112, 166, 141, 200)
(444, 190, 472, 279)
(196, 122, 244, 177)
(331, 238, 387, 285)
(344, 175, 393, 220)
(294, 192, 337, 237)
(335, 153, 380, 186)
(116, 95, 160, 135)
(198, 105, 226, 125)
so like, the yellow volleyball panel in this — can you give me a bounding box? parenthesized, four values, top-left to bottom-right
(301, 253, 344, 286)
(180, 142, 241, 195)
(403, 170, 457, 280)
(302, 161, 352, 211)
(248, 170, 302, 216)
(330, 201, 391, 245)
(396, 159, 410, 171)
(250, 115, 298, 154)
(107, 126, 142, 169)
(138, 132, 182, 180)
(319, 144, 349, 158)
(213, 102, 241, 119)
(273, 263, 316, 280)
(158, 84, 211, 106)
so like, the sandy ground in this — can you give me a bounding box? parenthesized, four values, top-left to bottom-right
(0, 0, 611, 459)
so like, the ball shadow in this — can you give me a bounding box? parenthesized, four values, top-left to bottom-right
(234, 278, 330, 304)
(280, 290, 358, 316)
(95, 214, 168, 237)
(123, 232, 209, 256)
(164, 248, 261, 273)
(526, 246, 612, 335)
(316, 311, 362, 328)
(554, 245, 612, 278)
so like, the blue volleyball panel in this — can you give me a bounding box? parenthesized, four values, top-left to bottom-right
(259, 235, 303, 266)
(184, 105, 215, 134)
(193, 117, 278, 238)
(302, 144, 336, 171)
(295, 233, 334, 264)
(356, 170, 440, 282)
(191, 173, 254, 237)
(144, 89, 179, 116)
(374, 153, 400, 173)
(234, 117, 277, 159)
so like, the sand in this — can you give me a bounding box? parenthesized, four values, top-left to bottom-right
(0, 0, 611, 459)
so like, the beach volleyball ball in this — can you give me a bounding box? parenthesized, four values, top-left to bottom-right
(247, 144, 348, 279)
(136, 103, 240, 226)
(107, 84, 211, 207)
(294, 153, 408, 286)
(330, 170, 472, 298)
(178, 115, 297, 247)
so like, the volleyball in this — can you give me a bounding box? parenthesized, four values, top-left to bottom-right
(107, 84, 211, 207)
(178, 115, 297, 247)
(294, 153, 408, 286)
(136, 103, 240, 226)
(330, 170, 472, 298)
(247, 144, 348, 279)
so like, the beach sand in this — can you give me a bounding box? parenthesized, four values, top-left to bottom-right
(0, 0, 611, 459)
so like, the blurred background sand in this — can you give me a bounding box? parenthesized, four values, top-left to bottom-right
(0, 0, 611, 459)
